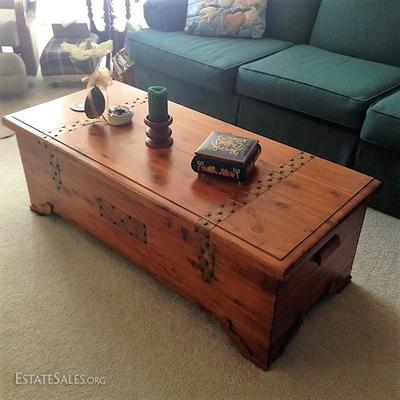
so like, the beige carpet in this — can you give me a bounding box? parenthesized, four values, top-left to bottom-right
(0, 82, 399, 400)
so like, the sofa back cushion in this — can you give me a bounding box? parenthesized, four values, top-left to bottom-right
(310, 0, 400, 67)
(265, 0, 321, 43)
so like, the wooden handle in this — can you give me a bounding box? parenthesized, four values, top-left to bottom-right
(312, 234, 341, 266)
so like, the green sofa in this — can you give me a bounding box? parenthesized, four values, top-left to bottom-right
(127, 0, 400, 218)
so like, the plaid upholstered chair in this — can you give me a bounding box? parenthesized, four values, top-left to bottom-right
(40, 23, 100, 84)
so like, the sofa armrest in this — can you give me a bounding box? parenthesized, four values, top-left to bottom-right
(144, 0, 188, 32)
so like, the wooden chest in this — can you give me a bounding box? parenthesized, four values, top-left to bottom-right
(3, 82, 380, 370)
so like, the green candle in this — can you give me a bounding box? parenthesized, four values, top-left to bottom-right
(147, 86, 169, 122)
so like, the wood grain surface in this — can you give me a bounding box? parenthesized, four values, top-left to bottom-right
(2, 82, 380, 369)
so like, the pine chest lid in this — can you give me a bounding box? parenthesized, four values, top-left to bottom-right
(194, 132, 259, 165)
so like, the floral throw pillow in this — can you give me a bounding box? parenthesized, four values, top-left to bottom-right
(184, 0, 267, 39)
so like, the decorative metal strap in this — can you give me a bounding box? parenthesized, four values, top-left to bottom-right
(193, 218, 217, 283)
(203, 200, 242, 225)
(96, 197, 147, 243)
(208, 151, 313, 218)
(48, 152, 62, 189)
(45, 95, 148, 138)
(192, 151, 313, 283)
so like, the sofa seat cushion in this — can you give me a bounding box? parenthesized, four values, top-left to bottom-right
(127, 29, 291, 94)
(361, 90, 400, 152)
(0, 53, 27, 95)
(237, 45, 400, 129)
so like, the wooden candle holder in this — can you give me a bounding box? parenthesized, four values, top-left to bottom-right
(144, 115, 173, 148)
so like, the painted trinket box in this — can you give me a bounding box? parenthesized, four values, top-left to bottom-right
(191, 132, 261, 181)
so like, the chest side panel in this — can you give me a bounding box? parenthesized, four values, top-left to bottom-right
(15, 132, 278, 369)
(268, 203, 368, 366)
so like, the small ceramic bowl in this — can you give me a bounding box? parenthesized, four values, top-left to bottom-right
(107, 105, 134, 126)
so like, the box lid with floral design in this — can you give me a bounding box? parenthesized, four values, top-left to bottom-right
(195, 132, 260, 164)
